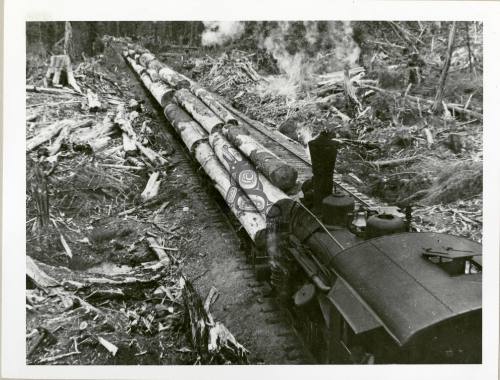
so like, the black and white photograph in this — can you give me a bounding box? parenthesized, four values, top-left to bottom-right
(2, 0, 500, 378)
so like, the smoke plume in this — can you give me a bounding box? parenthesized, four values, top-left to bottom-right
(257, 21, 361, 99)
(201, 21, 245, 46)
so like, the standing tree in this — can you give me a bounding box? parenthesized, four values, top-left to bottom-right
(432, 21, 457, 114)
(63, 21, 73, 58)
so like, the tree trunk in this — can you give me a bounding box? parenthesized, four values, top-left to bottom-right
(174, 88, 224, 133)
(164, 103, 208, 152)
(432, 22, 457, 114)
(191, 85, 238, 125)
(63, 21, 73, 59)
(158, 66, 192, 89)
(225, 124, 298, 191)
(209, 129, 288, 216)
(149, 81, 175, 108)
(193, 141, 266, 246)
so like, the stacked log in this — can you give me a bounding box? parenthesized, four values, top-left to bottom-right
(209, 128, 288, 214)
(164, 103, 208, 152)
(139, 53, 156, 68)
(174, 89, 224, 133)
(225, 124, 298, 191)
(193, 141, 266, 246)
(121, 47, 296, 245)
(191, 85, 238, 125)
(159, 66, 191, 89)
(150, 82, 175, 108)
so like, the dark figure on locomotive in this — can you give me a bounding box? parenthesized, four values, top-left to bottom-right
(264, 130, 482, 364)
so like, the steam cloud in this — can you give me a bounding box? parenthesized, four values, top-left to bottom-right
(201, 21, 245, 46)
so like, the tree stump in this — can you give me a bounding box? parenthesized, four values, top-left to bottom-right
(44, 55, 81, 93)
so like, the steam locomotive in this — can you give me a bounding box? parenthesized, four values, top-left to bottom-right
(258, 132, 482, 364)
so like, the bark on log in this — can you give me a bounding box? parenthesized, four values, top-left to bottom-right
(209, 128, 288, 215)
(139, 53, 156, 68)
(149, 81, 175, 108)
(127, 57, 146, 76)
(146, 68, 160, 82)
(148, 59, 165, 72)
(193, 141, 266, 246)
(164, 103, 208, 152)
(159, 66, 191, 89)
(191, 85, 238, 125)
(140, 72, 153, 91)
(225, 124, 298, 191)
(180, 276, 249, 364)
(174, 89, 224, 133)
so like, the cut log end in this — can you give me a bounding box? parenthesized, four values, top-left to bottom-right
(269, 165, 298, 192)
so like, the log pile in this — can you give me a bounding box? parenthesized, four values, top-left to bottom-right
(121, 43, 298, 241)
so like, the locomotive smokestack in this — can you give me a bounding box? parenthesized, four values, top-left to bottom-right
(307, 131, 338, 214)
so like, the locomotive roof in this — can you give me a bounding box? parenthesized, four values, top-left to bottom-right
(330, 232, 482, 346)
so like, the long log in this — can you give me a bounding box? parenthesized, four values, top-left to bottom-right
(159, 66, 191, 89)
(140, 72, 153, 91)
(174, 89, 224, 134)
(139, 53, 156, 68)
(191, 85, 238, 125)
(225, 124, 298, 191)
(210, 128, 288, 215)
(148, 59, 165, 72)
(164, 103, 208, 151)
(149, 81, 175, 108)
(127, 57, 146, 76)
(193, 141, 266, 246)
(146, 68, 160, 82)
